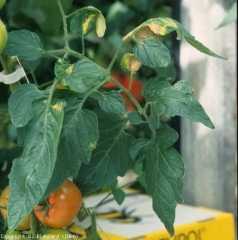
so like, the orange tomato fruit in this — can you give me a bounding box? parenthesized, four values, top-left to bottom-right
(34, 179, 82, 228)
(0, 186, 31, 230)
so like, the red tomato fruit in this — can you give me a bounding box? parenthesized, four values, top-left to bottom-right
(34, 179, 82, 228)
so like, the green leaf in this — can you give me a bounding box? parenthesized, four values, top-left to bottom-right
(144, 140, 184, 236)
(92, 90, 125, 115)
(111, 188, 126, 205)
(75, 110, 134, 196)
(170, 79, 194, 94)
(216, 2, 237, 29)
(7, 99, 66, 231)
(147, 79, 214, 128)
(70, 7, 105, 37)
(154, 123, 178, 149)
(133, 37, 171, 68)
(54, 58, 71, 79)
(133, 162, 144, 175)
(183, 34, 228, 60)
(22, 60, 41, 74)
(148, 114, 160, 131)
(3, 30, 43, 60)
(8, 84, 42, 127)
(130, 138, 148, 162)
(34, 0, 73, 32)
(53, 88, 84, 103)
(143, 17, 227, 59)
(60, 106, 99, 165)
(127, 111, 145, 125)
(132, 163, 147, 190)
(42, 105, 99, 199)
(142, 75, 171, 102)
(64, 59, 108, 93)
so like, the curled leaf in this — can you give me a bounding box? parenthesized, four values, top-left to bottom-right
(147, 22, 163, 34)
(70, 7, 106, 38)
(135, 25, 155, 41)
(121, 53, 142, 73)
(96, 13, 106, 37)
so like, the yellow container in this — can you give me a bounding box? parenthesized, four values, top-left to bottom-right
(69, 190, 235, 240)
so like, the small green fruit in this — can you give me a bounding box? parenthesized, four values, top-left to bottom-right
(0, 0, 6, 10)
(0, 19, 7, 53)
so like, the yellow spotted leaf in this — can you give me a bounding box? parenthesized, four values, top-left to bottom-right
(52, 103, 63, 113)
(70, 6, 106, 37)
(82, 13, 97, 36)
(135, 25, 154, 41)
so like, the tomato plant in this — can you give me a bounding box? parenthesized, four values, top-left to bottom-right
(34, 179, 82, 228)
(0, 0, 226, 239)
(0, 186, 30, 231)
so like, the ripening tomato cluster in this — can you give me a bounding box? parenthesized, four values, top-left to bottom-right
(0, 179, 83, 239)
(104, 73, 144, 112)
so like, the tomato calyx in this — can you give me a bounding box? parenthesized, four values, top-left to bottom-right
(34, 180, 83, 229)
(35, 199, 52, 225)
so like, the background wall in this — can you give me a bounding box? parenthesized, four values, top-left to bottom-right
(180, 0, 237, 216)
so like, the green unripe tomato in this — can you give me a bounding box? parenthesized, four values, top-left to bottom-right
(0, 0, 6, 10)
(3, 230, 22, 240)
(0, 19, 7, 53)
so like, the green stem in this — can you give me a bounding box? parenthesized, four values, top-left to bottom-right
(110, 76, 149, 121)
(37, 80, 54, 89)
(75, 203, 102, 239)
(107, 43, 123, 72)
(0, 55, 21, 92)
(66, 6, 101, 19)
(59, 76, 108, 142)
(66, 7, 88, 19)
(48, 78, 59, 104)
(0, 55, 17, 73)
(57, 0, 70, 53)
(95, 180, 137, 209)
(42, 49, 85, 60)
(129, 72, 133, 91)
(68, 49, 85, 60)
(42, 78, 60, 139)
(82, 36, 85, 56)
(76, 203, 91, 236)
(29, 212, 37, 239)
(143, 102, 150, 113)
(78, 79, 108, 109)
(41, 50, 62, 59)
(90, 208, 101, 240)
